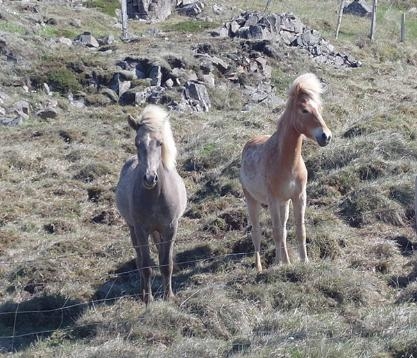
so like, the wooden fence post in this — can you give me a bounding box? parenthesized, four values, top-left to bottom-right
(369, 0, 377, 41)
(264, 0, 272, 13)
(335, 0, 345, 39)
(121, 0, 129, 41)
(415, 176, 417, 231)
(400, 12, 406, 42)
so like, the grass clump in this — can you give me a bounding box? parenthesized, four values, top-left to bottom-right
(73, 163, 112, 183)
(85, 0, 120, 17)
(0, 21, 26, 35)
(163, 20, 220, 33)
(46, 67, 82, 95)
(339, 186, 405, 228)
(230, 263, 384, 313)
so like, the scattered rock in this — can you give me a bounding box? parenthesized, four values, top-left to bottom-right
(36, 108, 58, 119)
(0, 117, 25, 127)
(344, 0, 372, 17)
(171, 67, 198, 83)
(69, 19, 81, 28)
(149, 65, 162, 86)
(110, 73, 131, 96)
(184, 81, 211, 112)
(0, 91, 10, 104)
(68, 92, 85, 108)
(98, 34, 115, 46)
(43, 83, 51, 95)
(212, 4, 222, 15)
(74, 32, 100, 48)
(57, 37, 73, 46)
(201, 73, 215, 87)
(177, 1, 204, 17)
(127, 0, 175, 21)
(45, 17, 57, 25)
(12, 100, 30, 117)
(101, 88, 119, 103)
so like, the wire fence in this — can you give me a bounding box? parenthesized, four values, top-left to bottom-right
(0, 204, 415, 351)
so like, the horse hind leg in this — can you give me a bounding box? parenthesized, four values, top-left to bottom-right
(243, 189, 263, 272)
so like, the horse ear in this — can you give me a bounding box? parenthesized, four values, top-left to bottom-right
(127, 114, 139, 130)
(293, 83, 304, 98)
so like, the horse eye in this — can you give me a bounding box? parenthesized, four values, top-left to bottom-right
(157, 141, 162, 147)
(301, 108, 309, 114)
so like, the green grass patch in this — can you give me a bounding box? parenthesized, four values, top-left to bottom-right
(163, 20, 220, 33)
(85, 0, 120, 17)
(46, 67, 82, 94)
(0, 21, 26, 35)
(271, 67, 292, 95)
(37, 25, 79, 39)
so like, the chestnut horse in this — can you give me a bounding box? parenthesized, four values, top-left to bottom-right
(240, 73, 332, 272)
(116, 105, 187, 303)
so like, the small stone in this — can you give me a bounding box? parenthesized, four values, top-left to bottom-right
(165, 78, 174, 88)
(36, 108, 58, 119)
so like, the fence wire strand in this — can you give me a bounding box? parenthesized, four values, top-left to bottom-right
(0, 207, 414, 343)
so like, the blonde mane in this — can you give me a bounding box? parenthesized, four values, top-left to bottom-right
(288, 73, 323, 107)
(138, 105, 177, 171)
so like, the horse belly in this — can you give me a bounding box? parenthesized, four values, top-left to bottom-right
(240, 149, 268, 204)
(115, 157, 138, 224)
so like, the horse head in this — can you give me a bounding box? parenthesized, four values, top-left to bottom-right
(289, 73, 332, 147)
(128, 114, 162, 189)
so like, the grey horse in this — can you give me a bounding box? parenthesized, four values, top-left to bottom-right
(116, 105, 187, 303)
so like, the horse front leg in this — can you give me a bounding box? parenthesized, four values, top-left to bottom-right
(270, 200, 290, 265)
(293, 191, 308, 263)
(132, 224, 153, 304)
(157, 223, 177, 300)
(243, 189, 263, 272)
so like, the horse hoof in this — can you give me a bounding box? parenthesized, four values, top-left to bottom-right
(164, 291, 175, 301)
(143, 293, 154, 305)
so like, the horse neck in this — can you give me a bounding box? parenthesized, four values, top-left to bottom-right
(270, 108, 303, 168)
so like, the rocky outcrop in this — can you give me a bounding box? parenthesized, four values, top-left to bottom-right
(177, 1, 205, 16)
(126, 0, 177, 21)
(212, 11, 362, 68)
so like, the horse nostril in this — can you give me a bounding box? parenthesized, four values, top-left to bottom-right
(322, 133, 331, 143)
(143, 174, 158, 187)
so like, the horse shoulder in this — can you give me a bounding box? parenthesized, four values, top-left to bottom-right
(116, 156, 140, 220)
(162, 169, 187, 216)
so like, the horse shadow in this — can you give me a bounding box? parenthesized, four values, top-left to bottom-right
(0, 294, 87, 353)
(388, 236, 417, 291)
(0, 244, 218, 353)
(93, 242, 249, 302)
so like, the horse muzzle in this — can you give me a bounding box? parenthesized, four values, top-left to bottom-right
(143, 173, 158, 189)
(316, 131, 332, 147)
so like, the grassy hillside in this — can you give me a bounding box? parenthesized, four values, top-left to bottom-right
(0, 0, 417, 356)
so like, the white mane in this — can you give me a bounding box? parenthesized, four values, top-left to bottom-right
(288, 73, 323, 107)
(138, 105, 177, 170)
